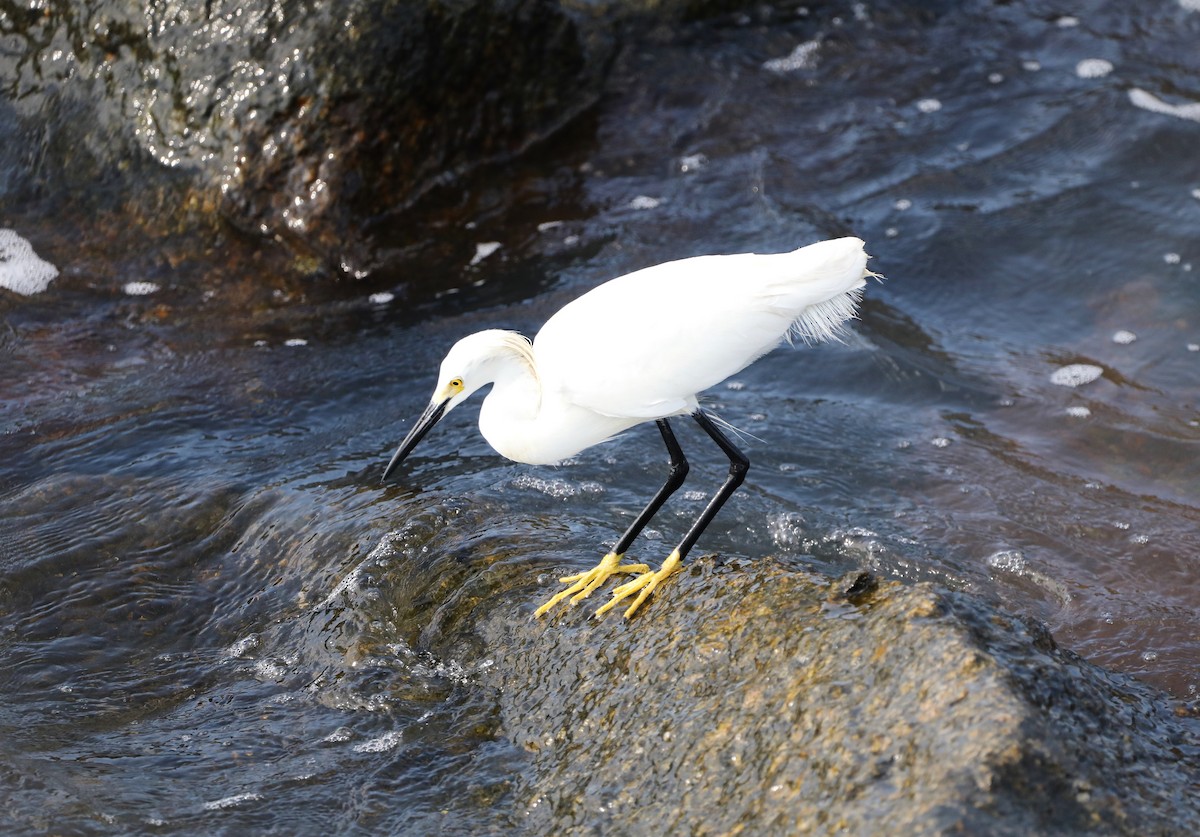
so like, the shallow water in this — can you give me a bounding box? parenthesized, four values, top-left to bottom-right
(2, 0, 1199, 831)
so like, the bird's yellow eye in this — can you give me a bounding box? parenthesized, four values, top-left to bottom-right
(449, 378, 463, 390)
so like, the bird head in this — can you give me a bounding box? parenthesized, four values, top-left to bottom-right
(381, 330, 530, 481)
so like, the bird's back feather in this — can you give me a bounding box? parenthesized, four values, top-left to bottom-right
(534, 236, 869, 420)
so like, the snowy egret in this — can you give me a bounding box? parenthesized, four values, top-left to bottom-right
(382, 236, 873, 618)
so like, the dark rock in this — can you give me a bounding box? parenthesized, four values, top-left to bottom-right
(478, 559, 1200, 834)
(0, 0, 755, 277)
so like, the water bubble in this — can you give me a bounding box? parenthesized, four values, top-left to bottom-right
(916, 98, 942, 114)
(894, 198, 912, 211)
(1164, 252, 1181, 264)
(1056, 15, 1080, 27)
(1140, 650, 1158, 662)
(986, 549, 1027, 573)
(931, 437, 951, 448)
(629, 195, 661, 210)
(1111, 330, 1136, 344)
(1022, 60, 1042, 72)
(988, 72, 1004, 84)
(368, 292, 394, 305)
(678, 153, 708, 173)
(767, 511, 808, 550)
(1065, 405, 1091, 418)
(510, 474, 603, 499)
(284, 338, 308, 347)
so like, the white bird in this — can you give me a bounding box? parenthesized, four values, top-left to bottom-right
(382, 236, 874, 618)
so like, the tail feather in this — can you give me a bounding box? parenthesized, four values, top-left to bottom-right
(766, 236, 874, 345)
(786, 285, 865, 345)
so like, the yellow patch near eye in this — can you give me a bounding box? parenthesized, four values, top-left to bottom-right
(450, 379, 463, 389)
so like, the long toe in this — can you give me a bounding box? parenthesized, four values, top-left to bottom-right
(594, 550, 683, 619)
(534, 552, 649, 618)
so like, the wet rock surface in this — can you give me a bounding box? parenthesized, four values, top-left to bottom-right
(0, 0, 744, 274)
(481, 561, 1200, 834)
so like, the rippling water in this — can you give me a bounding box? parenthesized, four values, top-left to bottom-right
(2, 0, 1199, 831)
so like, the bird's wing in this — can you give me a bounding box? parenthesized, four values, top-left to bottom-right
(532, 258, 782, 418)
(533, 240, 868, 420)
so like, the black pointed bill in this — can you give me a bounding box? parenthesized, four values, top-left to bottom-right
(381, 398, 449, 482)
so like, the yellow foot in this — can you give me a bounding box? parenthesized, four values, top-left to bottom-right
(595, 549, 682, 619)
(533, 552, 650, 618)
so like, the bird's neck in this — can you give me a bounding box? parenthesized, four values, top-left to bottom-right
(477, 343, 544, 461)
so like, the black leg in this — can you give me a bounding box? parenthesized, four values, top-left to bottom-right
(611, 419, 690, 555)
(675, 411, 750, 559)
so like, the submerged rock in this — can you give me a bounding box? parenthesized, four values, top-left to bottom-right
(479, 559, 1199, 834)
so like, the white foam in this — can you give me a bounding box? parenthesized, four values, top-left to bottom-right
(916, 98, 942, 113)
(469, 241, 501, 266)
(1129, 88, 1200, 123)
(284, 338, 308, 347)
(1181, 0, 1200, 11)
(353, 730, 404, 753)
(0, 229, 59, 295)
(1050, 363, 1103, 387)
(1111, 330, 1136, 344)
(203, 792, 262, 810)
(1065, 405, 1091, 418)
(629, 195, 661, 210)
(763, 40, 820, 73)
(225, 634, 260, 659)
(1076, 59, 1113, 79)
(368, 291, 394, 304)
(123, 281, 159, 296)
